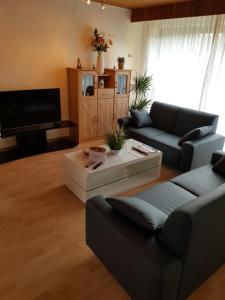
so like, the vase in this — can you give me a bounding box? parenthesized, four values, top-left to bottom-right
(97, 51, 105, 75)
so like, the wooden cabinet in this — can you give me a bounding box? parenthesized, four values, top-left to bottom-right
(114, 97, 129, 125)
(98, 88, 114, 99)
(79, 71, 97, 100)
(115, 71, 131, 97)
(98, 99, 114, 136)
(105, 69, 131, 127)
(67, 68, 131, 143)
(80, 100, 98, 140)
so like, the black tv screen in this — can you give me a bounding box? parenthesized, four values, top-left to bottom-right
(0, 88, 61, 130)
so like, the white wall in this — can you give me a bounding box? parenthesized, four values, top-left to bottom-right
(0, 0, 143, 148)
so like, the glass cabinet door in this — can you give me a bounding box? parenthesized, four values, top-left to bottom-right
(80, 71, 97, 99)
(116, 72, 130, 96)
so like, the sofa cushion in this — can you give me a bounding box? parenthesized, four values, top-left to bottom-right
(148, 133, 181, 167)
(178, 126, 213, 146)
(153, 133, 181, 149)
(130, 110, 153, 128)
(136, 182, 197, 215)
(128, 127, 165, 140)
(212, 157, 225, 177)
(171, 165, 225, 196)
(150, 101, 180, 134)
(174, 108, 218, 137)
(106, 197, 168, 231)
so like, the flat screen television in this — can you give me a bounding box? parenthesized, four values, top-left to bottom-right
(0, 88, 61, 130)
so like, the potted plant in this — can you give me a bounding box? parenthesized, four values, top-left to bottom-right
(105, 128, 126, 154)
(117, 57, 125, 70)
(130, 73, 152, 111)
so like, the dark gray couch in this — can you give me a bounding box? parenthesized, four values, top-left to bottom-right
(118, 101, 224, 171)
(86, 151, 225, 300)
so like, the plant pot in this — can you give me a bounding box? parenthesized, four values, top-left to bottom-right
(110, 149, 121, 155)
(97, 51, 105, 75)
(118, 61, 124, 70)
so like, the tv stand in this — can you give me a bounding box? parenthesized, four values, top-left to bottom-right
(0, 120, 77, 164)
(16, 130, 47, 156)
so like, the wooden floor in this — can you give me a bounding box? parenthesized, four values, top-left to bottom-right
(0, 141, 225, 300)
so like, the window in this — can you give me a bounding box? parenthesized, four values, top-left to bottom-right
(142, 15, 225, 135)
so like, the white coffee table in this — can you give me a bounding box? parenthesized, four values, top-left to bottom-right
(61, 139, 162, 203)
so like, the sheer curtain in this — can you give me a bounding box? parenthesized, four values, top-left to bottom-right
(141, 15, 225, 135)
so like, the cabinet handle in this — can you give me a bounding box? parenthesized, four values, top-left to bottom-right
(93, 116, 97, 122)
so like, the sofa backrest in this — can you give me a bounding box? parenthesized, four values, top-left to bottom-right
(158, 184, 225, 300)
(150, 101, 218, 136)
(174, 108, 218, 136)
(150, 101, 180, 133)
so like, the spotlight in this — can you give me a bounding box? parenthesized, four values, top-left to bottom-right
(101, 0, 106, 10)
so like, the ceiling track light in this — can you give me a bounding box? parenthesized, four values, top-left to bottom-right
(101, 0, 106, 10)
(85, 0, 106, 10)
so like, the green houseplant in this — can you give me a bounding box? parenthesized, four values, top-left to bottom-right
(117, 57, 125, 69)
(105, 128, 126, 154)
(130, 73, 152, 111)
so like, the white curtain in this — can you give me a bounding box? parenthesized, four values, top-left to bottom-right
(141, 15, 225, 136)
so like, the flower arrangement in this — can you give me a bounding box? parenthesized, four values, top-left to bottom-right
(91, 28, 113, 52)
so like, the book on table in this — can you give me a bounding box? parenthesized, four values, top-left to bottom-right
(132, 144, 157, 155)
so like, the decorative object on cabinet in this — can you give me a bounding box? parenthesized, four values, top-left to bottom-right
(99, 78, 104, 88)
(130, 73, 152, 111)
(105, 127, 126, 154)
(117, 57, 125, 70)
(91, 28, 113, 75)
(67, 68, 131, 143)
(96, 51, 105, 75)
(77, 57, 82, 69)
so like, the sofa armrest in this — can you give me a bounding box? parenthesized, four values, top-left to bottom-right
(158, 184, 225, 299)
(211, 150, 225, 164)
(118, 117, 134, 129)
(180, 133, 225, 172)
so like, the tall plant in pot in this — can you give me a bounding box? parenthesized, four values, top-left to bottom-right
(130, 73, 152, 111)
(105, 127, 126, 154)
(91, 28, 113, 74)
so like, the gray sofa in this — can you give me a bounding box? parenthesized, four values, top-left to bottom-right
(118, 101, 224, 171)
(86, 151, 225, 300)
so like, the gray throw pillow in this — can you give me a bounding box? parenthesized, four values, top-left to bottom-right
(130, 109, 153, 128)
(212, 156, 225, 177)
(178, 126, 213, 146)
(106, 197, 167, 231)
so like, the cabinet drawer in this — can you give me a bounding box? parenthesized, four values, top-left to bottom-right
(98, 89, 114, 99)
